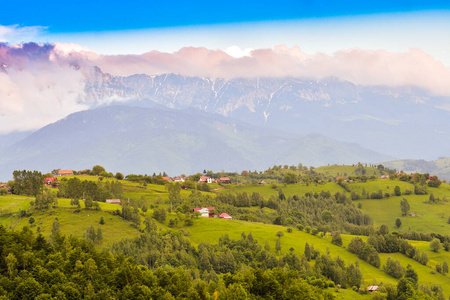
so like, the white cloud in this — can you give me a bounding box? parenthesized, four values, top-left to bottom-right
(0, 24, 46, 43)
(225, 46, 253, 58)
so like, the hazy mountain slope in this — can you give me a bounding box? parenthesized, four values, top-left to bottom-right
(383, 157, 450, 180)
(84, 69, 450, 160)
(0, 106, 393, 181)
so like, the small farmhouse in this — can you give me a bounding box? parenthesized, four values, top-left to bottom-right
(219, 213, 233, 220)
(368, 286, 378, 292)
(106, 199, 121, 205)
(58, 170, 73, 176)
(193, 207, 215, 217)
(44, 177, 57, 185)
(198, 176, 212, 184)
(173, 176, 185, 182)
(162, 177, 172, 182)
(380, 175, 389, 179)
(259, 180, 268, 185)
(219, 177, 231, 184)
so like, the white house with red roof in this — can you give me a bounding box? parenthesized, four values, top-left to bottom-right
(193, 207, 215, 217)
(198, 176, 212, 184)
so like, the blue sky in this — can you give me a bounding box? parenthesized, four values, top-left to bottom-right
(1, 1, 450, 63)
(3, 1, 450, 32)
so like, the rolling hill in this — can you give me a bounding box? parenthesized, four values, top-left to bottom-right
(0, 105, 393, 181)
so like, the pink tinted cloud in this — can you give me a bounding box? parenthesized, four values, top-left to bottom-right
(82, 44, 450, 96)
(1, 42, 450, 133)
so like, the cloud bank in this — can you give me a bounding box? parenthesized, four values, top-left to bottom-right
(1, 42, 450, 133)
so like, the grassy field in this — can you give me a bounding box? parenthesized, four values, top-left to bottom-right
(0, 194, 139, 245)
(355, 194, 450, 234)
(216, 182, 347, 198)
(378, 252, 450, 297)
(0, 194, 34, 215)
(348, 179, 414, 195)
(316, 165, 382, 177)
(10, 206, 140, 245)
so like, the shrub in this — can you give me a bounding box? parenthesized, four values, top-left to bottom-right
(331, 232, 343, 246)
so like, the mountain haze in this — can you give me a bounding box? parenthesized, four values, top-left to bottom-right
(0, 106, 393, 180)
(85, 68, 450, 160)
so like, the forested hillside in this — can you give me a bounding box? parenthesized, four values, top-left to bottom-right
(1, 164, 450, 299)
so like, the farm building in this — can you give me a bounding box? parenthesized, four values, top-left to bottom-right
(44, 177, 57, 185)
(106, 199, 121, 205)
(58, 170, 73, 176)
(219, 177, 231, 184)
(368, 286, 378, 292)
(219, 213, 233, 220)
(193, 207, 215, 217)
(173, 176, 185, 182)
(198, 176, 212, 184)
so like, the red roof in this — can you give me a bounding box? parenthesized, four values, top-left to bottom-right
(219, 213, 232, 218)
(199, 176, 210, 182)
(45, 177, 57, 182)
(162, 176, 171, 181)
(58, 170, 73, 175)
(219, 177, 230, 181)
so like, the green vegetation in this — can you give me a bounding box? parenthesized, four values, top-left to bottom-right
(2, 164, 450, 299)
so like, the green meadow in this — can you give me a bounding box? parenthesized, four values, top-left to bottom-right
(217, 182, 347, 198)
(355, 194, 450, 234)
(316, 165, 382, 177)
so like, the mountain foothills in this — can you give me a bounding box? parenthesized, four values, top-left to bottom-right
(0, 105, 393, 181)
(85, 68, 450, 160)
(1, 165, 450, 299)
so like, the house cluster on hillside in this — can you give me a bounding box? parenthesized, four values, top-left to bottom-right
(161, 176, 186, 182)
(193, 207, 233, 220)
(198, 176, 231, 184)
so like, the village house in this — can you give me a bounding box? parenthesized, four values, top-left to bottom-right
(380, 175, 389, 179)
(259, 180, 268, 185)
(173, 176, 185, 182)
(368, 286, 378, 292)
(218, 177, 231, 184)
(58, 170, 73, 176)
(162, 177, 172, 182)
(193, 207, 215, 217)
(198, 176, 212, 184)
(219, 213, 233, 220)
(106, 199, 121, 205)
(44, 177, 57, 186)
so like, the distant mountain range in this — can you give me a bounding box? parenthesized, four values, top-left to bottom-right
(84, 68, 450, 160)
(0, 105, 394, 181)
(1, 67, 449, 181)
